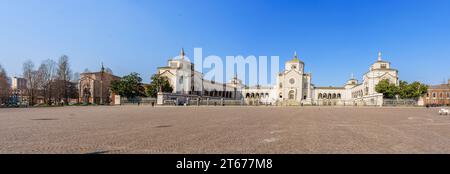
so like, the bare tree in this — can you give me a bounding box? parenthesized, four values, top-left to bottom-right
(72, 72, 80, 83)
(0, 64, 10, 105)
(56, 55, 72, 104)
(23, 60, 37, 106)
(37, 59, 56, 104)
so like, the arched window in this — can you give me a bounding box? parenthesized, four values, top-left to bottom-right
(179, 76, 183, 84)
(245, 93, 250, 98)
(333, 93, 337, 99)
(328, 93, 332, 99)
(433, 93, 436, 98)
(337, 93, 341, 99)
(318, 93, 322, 99)
(279, 93, 282, 98)
(289, 90, 295, 100)
(265, 93, 269, 97)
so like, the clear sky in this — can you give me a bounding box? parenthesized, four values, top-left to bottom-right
(0, 0, 449, 86)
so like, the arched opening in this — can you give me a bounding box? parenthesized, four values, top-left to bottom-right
(245, 93, 250, 98)
(337, 93, 341, 99)
(318, 93, 322, 99)
(288, 90, 295, 100)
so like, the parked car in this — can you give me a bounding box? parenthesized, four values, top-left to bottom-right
(439, 108, 449, 115)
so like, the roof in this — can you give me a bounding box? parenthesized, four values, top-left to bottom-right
(315, 86, 345, 90)
(287, 51, 304, 64)
(80, 71, 120, 79)
(376, 60, 391, 63)
(288, 57, 304, 64)
(429, 84, 450, 90)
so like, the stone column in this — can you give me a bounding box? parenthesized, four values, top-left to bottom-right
(157, 92, 164, 105)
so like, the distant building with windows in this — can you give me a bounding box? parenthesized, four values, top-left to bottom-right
(11, 77, 27, 91)
(424, 80, 450, 106)
(10, 77, 28, 103)
(156, 49, 399, 106)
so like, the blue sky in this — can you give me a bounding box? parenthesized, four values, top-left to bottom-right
(0, 0, 449, 85)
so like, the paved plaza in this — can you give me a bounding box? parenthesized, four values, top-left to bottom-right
(1, 106, 450, 154)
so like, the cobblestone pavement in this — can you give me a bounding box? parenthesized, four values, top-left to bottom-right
(1, 106, 449, 154)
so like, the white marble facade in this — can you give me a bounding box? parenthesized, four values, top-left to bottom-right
(157, 50, 398, 106)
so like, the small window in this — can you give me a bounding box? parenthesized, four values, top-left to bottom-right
(381, 64, 387, 69)
(433, 93, 436, 98)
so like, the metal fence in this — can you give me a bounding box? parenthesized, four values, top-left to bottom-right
(120, 97, 157, 105)
(186, 98, 245, 106)
(383, 99, 418, 106)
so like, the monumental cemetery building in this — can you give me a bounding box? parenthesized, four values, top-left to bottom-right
(156, 49, 399, 106)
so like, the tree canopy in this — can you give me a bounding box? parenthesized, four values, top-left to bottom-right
(376, 79, 427, 99)
(110, 72, 145, 98)
(145, 74, 173, 98)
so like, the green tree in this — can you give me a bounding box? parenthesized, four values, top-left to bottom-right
(375, 79, 399, 99)
(110, 72, 145, 98)
(376, 79, 428, 99)
(400, 81, 428, 99)
(146, 74, 173, 97)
